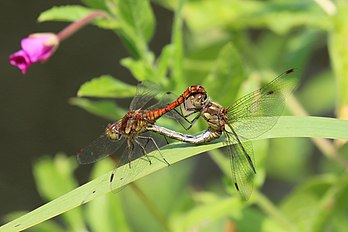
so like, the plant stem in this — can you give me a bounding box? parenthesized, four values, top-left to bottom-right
(253, 191, 296, 232)
(130, 183, 173, 232)
(57, 11, 111, 41)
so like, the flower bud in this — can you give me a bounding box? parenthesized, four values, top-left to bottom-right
(10, 33, 59, 74)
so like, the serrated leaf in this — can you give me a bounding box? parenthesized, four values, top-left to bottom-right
(77, 75, 136, 98)
(70, 98, 126, 120)
(1, 116, 348, 231)
(38, 5, 119, 30)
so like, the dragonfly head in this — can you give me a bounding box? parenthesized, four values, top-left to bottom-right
(188, 92, 208, 110)
(105, 123, 121, 140)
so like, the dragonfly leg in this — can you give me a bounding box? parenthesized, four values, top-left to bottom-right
(173, 108, 201, 130)
(138, 135, 170, 166)
(127, 141, 135, 168)
(134, 138, 152, 165)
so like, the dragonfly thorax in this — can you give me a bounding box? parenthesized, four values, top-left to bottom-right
(202, 101, 228, 132)
(105, 122, 121, 140)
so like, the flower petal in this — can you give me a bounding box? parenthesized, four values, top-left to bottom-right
(9, 50, 32, 74)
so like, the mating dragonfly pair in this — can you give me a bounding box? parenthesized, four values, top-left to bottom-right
(77, 69, 298, 200)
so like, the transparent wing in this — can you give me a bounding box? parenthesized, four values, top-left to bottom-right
(129, 81, 161, 110)
(110, 132, 168, 192)
(225, 130, 255, 201)
(77, 135, 125, 164)
(227, 69, 299, 139)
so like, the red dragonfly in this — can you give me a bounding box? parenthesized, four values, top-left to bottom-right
(148, 69, 299, 200)
(77, 81, 207, 188)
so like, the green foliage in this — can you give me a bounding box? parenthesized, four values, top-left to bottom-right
(204, 43, 246, 106)
(2, 117, 348, 231)
(4, 0, 348, 231)
(77, 75, 136, 98)
(69, 98, 126, 120)
(39, 5, 119, 29)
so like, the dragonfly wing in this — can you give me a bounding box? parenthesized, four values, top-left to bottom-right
(77, 135, 125, 164)
(110, 133, 165, 192)
(225, 130, 255, 201)
(227, 69, 298, 139)
(130, 81, 162, 110)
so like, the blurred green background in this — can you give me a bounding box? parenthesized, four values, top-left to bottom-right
(1, 0, 348, 231)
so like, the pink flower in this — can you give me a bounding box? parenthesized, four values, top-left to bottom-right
(10, 33, 59, 74)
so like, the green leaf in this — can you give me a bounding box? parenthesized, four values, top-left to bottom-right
(1, 116, 348, 231)
(121, 161, 193, 231)
(117, 0, 155, 42)
(184, 1, 330, 34)
(121, 57, 156, 82)
(328, 1, 348, 119)
(171, 0, 186, 89)
(184, 42, 225, 85)
(280, 175, 334, 230)
(80, 0, 108, 11)
(70, 98, 126, 120)
(115, 0, 155, 57)
(254, 30, 319, 71)
(311, 171, 348, 231)
(298, 70, 335, 114)
(4, 212, 65, 232)
(267, 138, 312, 182)
(77, 75, 136, 98)
(155, 44, 174, 83)
(86, 160, 131, 232)
(171, 195, 243, 231)
(38, 5, 118, 30)
(204, 43, 246, 106)
(33, 154, 86, 231)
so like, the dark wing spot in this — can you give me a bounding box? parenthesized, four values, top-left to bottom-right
(286, 68, 295, 74)
(234, 182, 240, 191)
(110, 173, 114, 182)
(267, 90, 274, 95)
